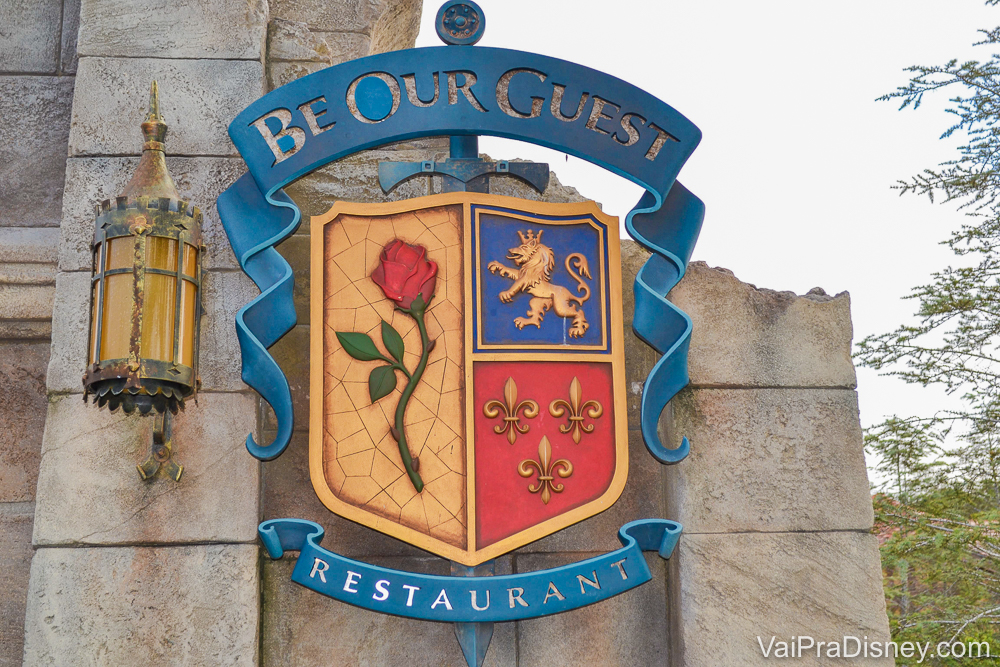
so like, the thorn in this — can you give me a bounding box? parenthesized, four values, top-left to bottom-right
(412, 456, 419, 472)
(390, 426, 399, 441)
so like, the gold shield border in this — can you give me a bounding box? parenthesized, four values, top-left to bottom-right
(310, 192, 628, 566)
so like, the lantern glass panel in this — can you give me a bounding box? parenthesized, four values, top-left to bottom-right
(101, 273, 133, 360)
(178, 279, 197, 366)
(105, 237, 132, 270)
(90, 282, 99, 364)
(146, 236, 178, 270)
(141, 273, 176, 361)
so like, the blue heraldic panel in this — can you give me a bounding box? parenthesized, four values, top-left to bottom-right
(472, 205, 612, 353)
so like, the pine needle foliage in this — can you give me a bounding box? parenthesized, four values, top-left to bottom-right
(856, 4, 1000, 661)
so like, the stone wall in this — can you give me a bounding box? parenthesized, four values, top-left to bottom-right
(0, 0, 78, 663)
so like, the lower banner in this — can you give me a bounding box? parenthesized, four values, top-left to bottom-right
(259, 518, 682, 623)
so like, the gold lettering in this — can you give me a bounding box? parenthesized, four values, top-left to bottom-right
(496, 68, 547, 119)
(615, 112, 645, 147)
(550, 84, 589, 122)
(402, 72, 440, 108)
(585, 96, 620, 136)
(644, 122, 680, 161)
(297, 96, 334, 136)
(447, 71, 488, 112)
(250, 108, 305, 165)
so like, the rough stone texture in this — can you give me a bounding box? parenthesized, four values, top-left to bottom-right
(33, 392, 259, 546)
(0, 284, 55, 321)
(263, 324, 309, 432)
(270, 0, 409, 34)
(277, 234, 311, 324)
(262, 556, 516, 666)
(60, 0, 80, 73)
(0, 506, 34, 667)
(268, 19, 333, 62)
(0, 321, 51, 340)
(77, 0, 266, 59)
(45, 269, 256, 394)
(43, 271, 90, 394)
(517, 552, 668, 666)
(59, 157, 247, 272)
(0, 76, 75, 228)
(69, 57, 263, 157)
(23, 544, 260, 665)
(199, 269, 259, 392)
(670, 532, 892, 666)
(267, 59, 329, 91)
(665, 388, 873, 534)
(0, 0, 63, 73)
(367, 0, 421, 55)
(670, 262, 857, 389)
(319, 31, 371, 65)
(0, 228, 60, 264)
(0, 342, 49, 502)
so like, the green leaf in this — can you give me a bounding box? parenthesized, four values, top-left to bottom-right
(336, 332, 384, 362)
(368, 365, 397, 402)
(380, 319, 405, 362)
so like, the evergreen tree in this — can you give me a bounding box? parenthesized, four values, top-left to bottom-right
(857, 4, 1000, 661)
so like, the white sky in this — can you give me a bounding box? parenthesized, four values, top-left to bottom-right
(416, 0, 998, 457)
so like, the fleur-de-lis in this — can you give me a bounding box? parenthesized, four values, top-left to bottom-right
(483, 377, 539, 445)
(548, 376, 603, 444)
(517, 436, 573, 505)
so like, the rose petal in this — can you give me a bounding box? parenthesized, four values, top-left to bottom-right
(395, 242, 422, 268)
(381, 239, 404, 263)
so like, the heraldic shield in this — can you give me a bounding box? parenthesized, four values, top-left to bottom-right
(309, 192, 627, 566)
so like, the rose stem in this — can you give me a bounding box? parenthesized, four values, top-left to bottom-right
(394, 298, 432, 492)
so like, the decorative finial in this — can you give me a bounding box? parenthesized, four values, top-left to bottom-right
(436, 1, 485, 46)
(122, 80, 179, 199)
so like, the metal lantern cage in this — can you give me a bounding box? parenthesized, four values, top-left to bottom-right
(83, 82, 203, 481)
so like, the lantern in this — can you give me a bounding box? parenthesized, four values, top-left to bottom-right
(83, 82, 202, 481)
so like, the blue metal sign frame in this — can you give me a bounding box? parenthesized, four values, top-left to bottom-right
(217, 45, 704, 465)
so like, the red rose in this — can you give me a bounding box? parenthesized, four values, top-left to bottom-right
(371, 239, 438, 309)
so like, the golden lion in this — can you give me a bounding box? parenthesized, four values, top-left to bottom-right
(487, 229, 592, 338)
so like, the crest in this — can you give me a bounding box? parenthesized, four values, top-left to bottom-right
(309, 193, 627, 565)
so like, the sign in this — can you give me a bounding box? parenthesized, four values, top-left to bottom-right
(216, 2, 705, 664)
(310, 193, 628, 564)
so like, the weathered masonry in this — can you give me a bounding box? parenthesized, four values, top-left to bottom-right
(0, 0, 891, 665)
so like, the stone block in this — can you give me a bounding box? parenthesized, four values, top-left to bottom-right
(0, 0, 62, 73)
(0, 320, 50, 340)
(367, 0, 421, 54)
(60, 0, 80, 73)
(670, 532, 892, 666)
(59, 156, 247, 272)
(0, 342, 49, 502)
(666, 388, 873, 533)
(621, 242, 660, 431)
(261, 431, 431, 558)
(69, 58, 262, 156)
(262, 556, 516, 666)
(199, 270, 259, 393)
(23, 544, 259, 665)
(525, 428, 664, 554)
(268, 19, 333, 62)
(263, 324, 310, 432)
(0, 76, 74, 227)
(267, 59, 328, 91)
(32, 392, 259, 546)
(516, 552, 667, 666)
(276, 233, 311, 325)
(0, 228, 59, 264)
(670, 262, 857, 388)
(318, 31, 371, 65)
(44, 270, 90, 394)
(78, 0, 265, 59)
(0, 284, 55, 320)
(0, 506, 33, 667)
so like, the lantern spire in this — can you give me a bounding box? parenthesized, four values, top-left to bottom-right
(121, 80, 180, 200)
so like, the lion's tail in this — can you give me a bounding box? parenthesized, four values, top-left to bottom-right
(565, 253, 591, 304)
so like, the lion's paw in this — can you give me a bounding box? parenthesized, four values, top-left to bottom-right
(499, 291, 513, 303)
(487, 261, 503, 274)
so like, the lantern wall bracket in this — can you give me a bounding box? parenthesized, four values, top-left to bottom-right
(137, 410, 183, 482)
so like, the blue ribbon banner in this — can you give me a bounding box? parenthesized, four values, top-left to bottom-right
(217, 45, 705, 463)
(260, 518, 681, 622)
